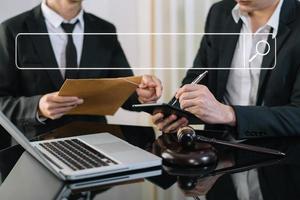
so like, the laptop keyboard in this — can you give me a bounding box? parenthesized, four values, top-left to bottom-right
(39, 139, 118, 171)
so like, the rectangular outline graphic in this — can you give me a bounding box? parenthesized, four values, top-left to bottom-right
(15, 33, 277, 70)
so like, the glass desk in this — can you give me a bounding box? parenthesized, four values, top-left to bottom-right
(0, 121, 299, 200)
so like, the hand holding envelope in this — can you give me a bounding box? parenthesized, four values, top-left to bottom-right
(38, 75, 162, 119)
(58, 76, 143, 116)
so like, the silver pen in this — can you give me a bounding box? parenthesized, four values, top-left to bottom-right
(171, 71, 208, 106)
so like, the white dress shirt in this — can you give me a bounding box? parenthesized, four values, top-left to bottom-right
(41, 1, 84, 78)
(224, 0, 282, 106)
(37, 2, 85, 123)
(224, 0, 283, 200)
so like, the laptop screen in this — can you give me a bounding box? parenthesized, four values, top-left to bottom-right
(0, 111, 64, 180)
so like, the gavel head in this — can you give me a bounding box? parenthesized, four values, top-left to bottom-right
(177, 126, 197, 148)
(162, 126, 218, 168)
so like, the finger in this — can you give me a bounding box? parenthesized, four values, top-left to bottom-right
(176, 85, 194, 99)
(176, 84, 203, 99)
(180, 117, 189, 126)
(152, 76, 163, 97)
(180, 99, 197, 110)
(52, 96, 82, 104)
(139, 76, 149, 88)
(156, 85, 163, 98)
(157, 115, 177, 131)
(47, 101, 83, 110)
(49, 105, 77, 116)
(138, 95, 160, 104)
(152, 113, 164, 124)
(138, 98, 156, 104)
(179, 91, 199, 101)
(140, 75, 156, 88)
(164, 117, 189, 133)
(136, 88, 156, 99)
(51, 94, 83, 103)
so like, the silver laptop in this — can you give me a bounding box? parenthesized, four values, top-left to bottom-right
(0, 112, 161, 181)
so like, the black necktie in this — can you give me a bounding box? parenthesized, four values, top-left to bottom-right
(61, 21, 79, 79)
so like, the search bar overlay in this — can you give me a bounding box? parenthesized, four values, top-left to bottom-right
(15, 33, 276, 70)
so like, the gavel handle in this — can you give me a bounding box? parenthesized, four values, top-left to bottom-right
(195, 135, 285, 156)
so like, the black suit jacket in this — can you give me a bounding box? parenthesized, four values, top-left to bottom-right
(0, 5, 139, 142)
(182, 0, 300, 199)
(183, 0, 300, 139)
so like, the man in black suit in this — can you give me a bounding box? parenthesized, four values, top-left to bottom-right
(153, 0, 300, 138)
(152, 0, 300, 199)
(0, 0, 162, 145)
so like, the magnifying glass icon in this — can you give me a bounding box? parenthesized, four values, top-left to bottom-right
(249, 40, 271, 63)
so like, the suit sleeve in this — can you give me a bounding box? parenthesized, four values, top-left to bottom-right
(0, 23, 42, 127)
(107, 26, 140, 111)
(233, 66, 300, 139)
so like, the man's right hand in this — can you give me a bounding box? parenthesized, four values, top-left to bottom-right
(152, 113, 189, 133)
(38, 92, 84, 120)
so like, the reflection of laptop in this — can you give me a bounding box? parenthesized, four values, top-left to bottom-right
(0, 112, 161, 181)
(67, 167, 161, 190)
(0, 151, 161, 200)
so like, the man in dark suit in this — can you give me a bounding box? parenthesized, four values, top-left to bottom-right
(0, 0, 162, 146)
(152, 0, 300, 199)
(153, 0, 300, 138)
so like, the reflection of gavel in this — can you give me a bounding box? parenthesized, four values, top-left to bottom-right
(178, 176, 198, 190)
(177, 176, 202, 200)
(178, 175, 220, 200)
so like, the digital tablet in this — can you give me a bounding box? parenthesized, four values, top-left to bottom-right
(132, 103, 202, 124)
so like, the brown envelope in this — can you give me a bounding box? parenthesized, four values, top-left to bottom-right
(58, 76, 142, 116)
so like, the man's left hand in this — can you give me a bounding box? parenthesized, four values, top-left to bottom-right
(137, 75, 163, 103)
(176, 84, 236, 126)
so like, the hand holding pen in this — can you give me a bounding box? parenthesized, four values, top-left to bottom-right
(171, 71, 208, 106)
(177, 71, 236, 126)
(152, 71, 208, 133)
(153, 69, 237, 133)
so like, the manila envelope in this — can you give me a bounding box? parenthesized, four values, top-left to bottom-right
(58, 76, 142, 116)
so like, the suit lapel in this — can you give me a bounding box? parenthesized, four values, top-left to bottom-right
(256, 26, 291, 105)
(216, 18, 242, 100)
(26, 6, 64, 90)
(256, 0, 296, 104)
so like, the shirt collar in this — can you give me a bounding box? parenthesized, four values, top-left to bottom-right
(41, 1, 84, 29)
(232, 0, 284, 38)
